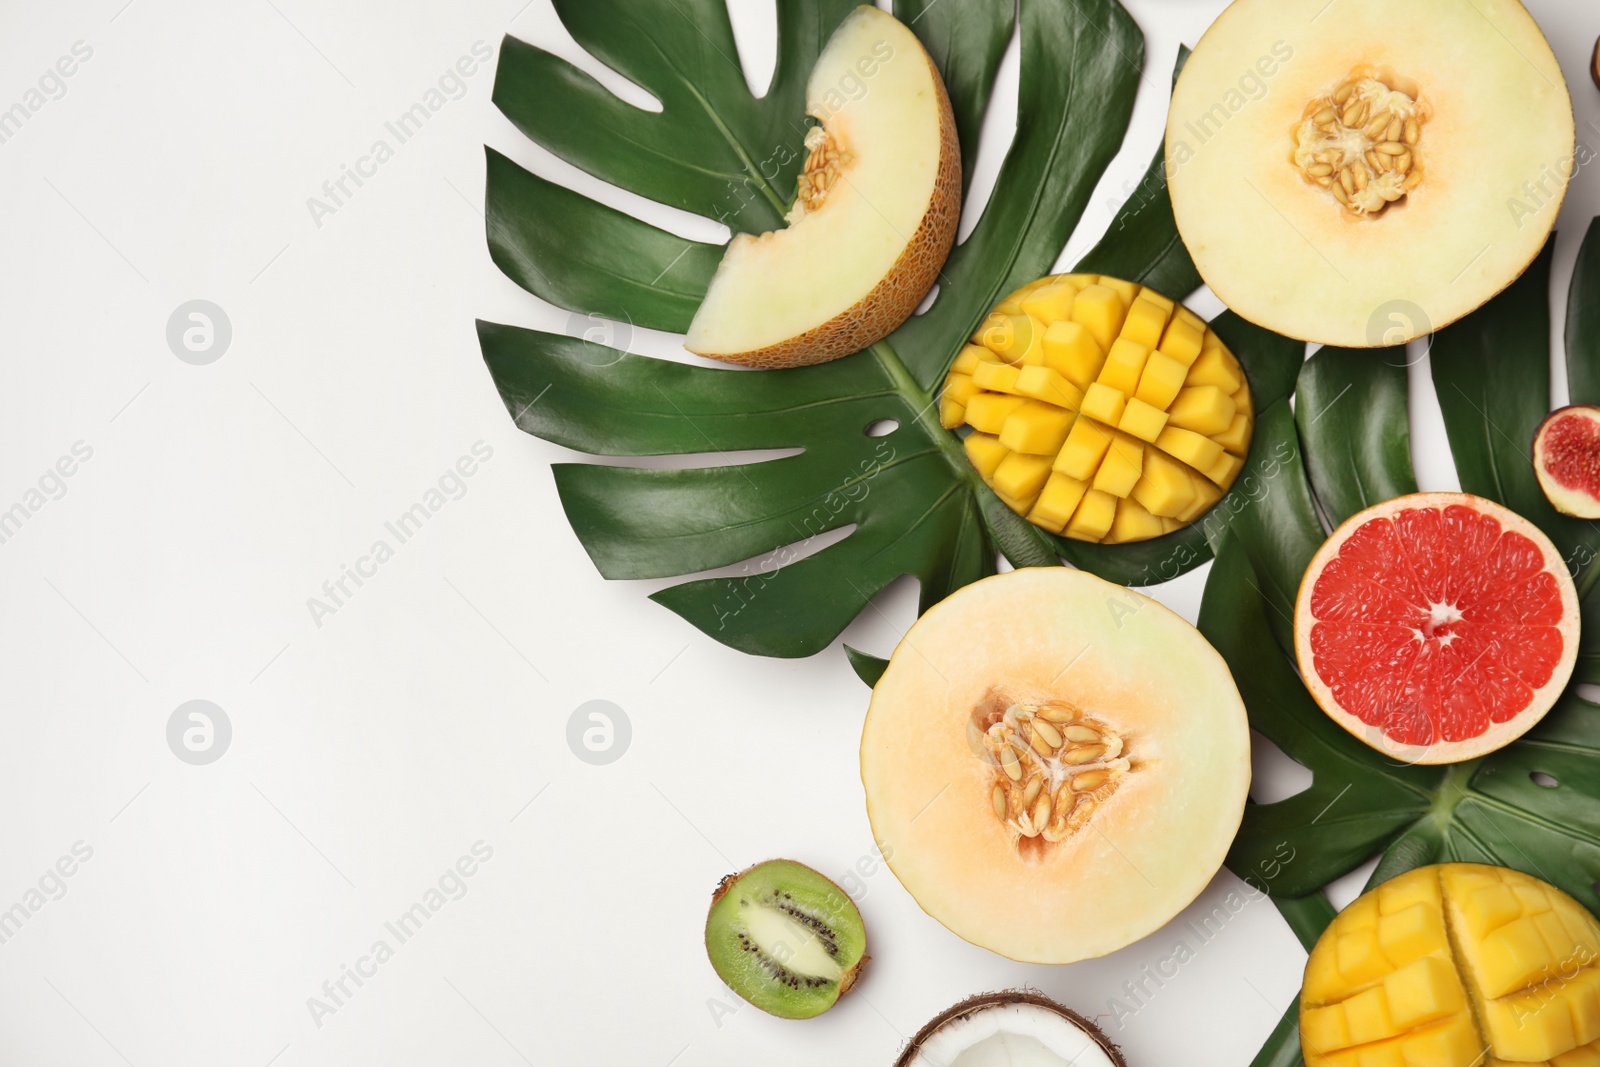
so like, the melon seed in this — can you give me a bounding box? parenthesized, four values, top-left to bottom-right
(992, 785, 1007, 819)
(1072, 769, 1111, 792)
(1063, 724, 1101, 743)
(1031, 719, 1064, 749)
(1063, 743, 1107, 765)
(1022, 775, 1044, 808)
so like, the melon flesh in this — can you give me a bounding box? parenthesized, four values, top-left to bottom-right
(860, 567, 1251, 964)
(684, 5, 959, 368)
(1167, 0, 1574, 347)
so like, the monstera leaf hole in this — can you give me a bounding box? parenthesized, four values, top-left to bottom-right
(1248, 729, 1312, 805)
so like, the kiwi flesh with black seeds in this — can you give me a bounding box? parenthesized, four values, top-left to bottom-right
(703, 858, 867, 1019)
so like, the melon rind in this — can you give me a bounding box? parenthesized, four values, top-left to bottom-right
(1167, 0, 1574, 347)
(1292, 492, 1580, 764)
(860, 567, 1251, 964)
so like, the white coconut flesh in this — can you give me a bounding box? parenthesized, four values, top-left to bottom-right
(685, 5, 948, 358)
(1167, 0, 1574, 347)
(905, 1003, 1117, 1067)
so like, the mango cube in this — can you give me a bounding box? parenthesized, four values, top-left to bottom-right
(1212, 411, 1252, 455)
(1178, 471, 1224, 522)
(1105, 497, 1163, 543)
(1156, 426, 1226, 472)
(1157, 316, 1205, 366)
(963, 433, 1009, 479)
(1000, 401, 1075, 455)
(1377, 903, 1447, 968)
(1029, 473, 1090, 532)
(1204, 449, 1244, 489)
(1383, 956, 1464, 1029)
(939, 397, 965, 429)
(1020, 282, 1077, 324)
(1338, 928, 1392, 988)
(1340, 985, 1394, 1046)
(966, 393, 1027, 434)
(992, 452, 1053, 502)
(1064, 488, 1117, 541)
(1072, 285, 1127, 353)
(1301, 1004, 1352, 1053)
(943, 373, 980, 406)
(1096, 275, 1140, 306)
(978, 314, 1038, 364)
(1015, 365, 1084, 410)
(1097, 337, 1150, 395)
(1131, 451, 1197, 518)
(1187, 346, 1243, 392)
(1080, 381, 1127, 426)
(1167, 385, 1238, 436)
(951, 344, 991, 375)
(1138, 289, 1174, 314)
(1054, 417, 1114, 480)
(1118, 396, 1169, 443)
(1134, 351, 1189, 411)
(1043, 320, 1105, 390)
(973, 360, 1025, 395)
(1121, 298, 1171, 349)
(1092, 436, 1144, 498)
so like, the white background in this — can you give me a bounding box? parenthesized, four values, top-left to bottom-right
(1, 0, 1597, 1064)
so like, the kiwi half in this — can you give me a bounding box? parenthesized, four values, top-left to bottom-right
(704, 858, 867, 1019)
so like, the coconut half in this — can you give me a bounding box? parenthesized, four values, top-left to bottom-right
(1167, 0, 1574, 347)
(897, 993, 1125, 1067)
(684, 5, 960, 368)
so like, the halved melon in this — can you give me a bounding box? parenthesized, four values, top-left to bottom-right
(860, 567, 1251, 964)
(1168, 0, 1574, 347)
(684, 6, 959, 368)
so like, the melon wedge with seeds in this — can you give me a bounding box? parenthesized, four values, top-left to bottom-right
(685, 6, 959, 368)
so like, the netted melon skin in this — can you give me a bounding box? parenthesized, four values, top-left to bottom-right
(1302, 863, 1600, 1067)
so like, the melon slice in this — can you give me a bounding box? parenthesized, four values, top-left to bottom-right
(859, 567, 1251, 964)
(1534, 405, 1600, 518)
(1294, 493, 1579, 764)
(684, 6, 959, 368)
(1167, 0, 1574, 347)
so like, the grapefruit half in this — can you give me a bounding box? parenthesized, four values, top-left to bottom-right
(1294, 493, 1579, 764)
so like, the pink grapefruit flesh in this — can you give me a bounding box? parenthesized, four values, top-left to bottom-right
(1293, 493, 1578, 764)
(1533, 405, 1600, 519)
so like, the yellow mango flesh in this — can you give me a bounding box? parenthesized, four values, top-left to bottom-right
(950, 274, 1253, 544)
(1302, 863, 1600, 1067)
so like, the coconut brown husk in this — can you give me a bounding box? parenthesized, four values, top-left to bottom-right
(893, 990, 1128, 1067)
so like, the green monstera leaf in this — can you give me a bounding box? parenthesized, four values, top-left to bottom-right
(1204, 226, 1600, 1067)
(478, 1, 1311, 658)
